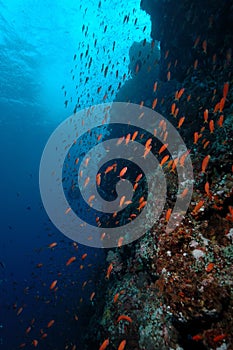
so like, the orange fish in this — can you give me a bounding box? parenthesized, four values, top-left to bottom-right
(160, 155, 169, 167)
(202, 39, 207, 53)
(66, 256, 76, 266)
(159, 143, 168, 154)
(119, 167, 127, 178)
(113, 293, 120, 303)
(105, 263, 113, 279)
(192, 334, 203, 341)
(17, 307, 23, 316)
(223, 82, 229, 98)
(153, 81, 158, 92)
(48, 242, 57, 248)
(125, 133, 131, 145)
(171, 103, 176, 115)
(65, 207, 71, 215)
(193, 36, 200, 48)
(180, 188, 189, 198)
(204, 182, 210, 197)
(137, 200, 147, 211)
(165, 208, 172, 221)
(47, 319, 55, 328)
(167, 71, 171, 81)
(201, 155, 210, 173)
(219, 97, 226, 112)
(145, 138, 152, 149)
(152, 98, 157, 110)
(119, 195, 126, 208)
(217, 114, 224, 127)
(203, 109, 208, 123)
(50, 280, 58, 290)
(177, 88, 185, 99)
(118, 340, 127, 350)
(193, 132, 199, 144)
(192, 200, 205, 215)
(205, 262, 214, 272)
(117, 236, 124, 247)
(178, 116, 185, 128)
(209, 119, 214, 133)
(203, 140, 210, 149)
(99, 339, 110, 350)
(213, 334, 227, 342)
(90, 292, 95, 301)
(193, 59, 198, 70)
(32, 340, 38, 347)
(131, 131, 138, 141)
(117, 315, 133, 323)
(143, 145, 151, 158)
(96, 173, 101, 186)
(81, 253, 87, 260)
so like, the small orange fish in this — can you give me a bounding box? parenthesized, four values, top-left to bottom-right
(165, 208, 172, 221)
(178, 116, 185, 128)
(153, 81, 158, 92)
(219, 97, 226, 112)
(50, 280, 58, 290)
(203, 140, 210, 149)
(117, 236, 124, 247)
(159, 143, 168, 154)
(167, 71, 171, 81)
(201, 155, 210, 173)
(113, 293, 120, 303)
(99, 338, 110, 350)
(213, 334, 227, 342)
(48, 242, 57, 248)
(204, 182, 210, 197)
(32, 340, 38, 347)
(65, 207, 71, 215)
(119, 195, 126, 208)
(117, 315, 133, 323)
(177, 88, 185, 99)
(192, 200, 205, 215)
(131, 131, 138, 141)
(193, 36, 200, 48)
(143, 146, 151, 159)
(119, 166, 127, 178)
(217, 114, 224, 127)
(223, 82, 229, 98)
(193, 59, 198, 70)
(192, 334, 203, 341)
(96, 173, 101, 186)
(205, 262, 214, 272)
(202, 39, 207, 54)
(81, 253, 87, 260)
(193, 132, 199, 144)
(152, 98, 157, 110)
(47, 319, 55, 328)
(66, 256, 76, 266)
(90, 292, 95, 301)
(171, 103, 176, 115)
(209, 119, 214, 133)
(84, 177, 90, 188)
(137, 200, 147, 211)
(118, 340, 127, 350)
(203, 109, 208, 123)
(160, 155, 169, 167)
(125, 133, 131, 145)
(17, 307, 23, 316)
(105, 263, 113, 279)
(145, 138, 152, 149)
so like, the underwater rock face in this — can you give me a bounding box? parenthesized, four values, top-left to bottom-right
(89, 1, 233, 350)
(141, 0, 233, 82)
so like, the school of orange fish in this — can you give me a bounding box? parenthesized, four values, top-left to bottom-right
(12, 1, 233, 349)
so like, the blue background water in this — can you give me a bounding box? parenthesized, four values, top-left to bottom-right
(0, 1, 152, 348)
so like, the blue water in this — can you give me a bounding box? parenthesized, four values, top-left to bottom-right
(0, 1, 152, 348)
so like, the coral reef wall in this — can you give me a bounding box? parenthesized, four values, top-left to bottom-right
(141, 0, 233, 82)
